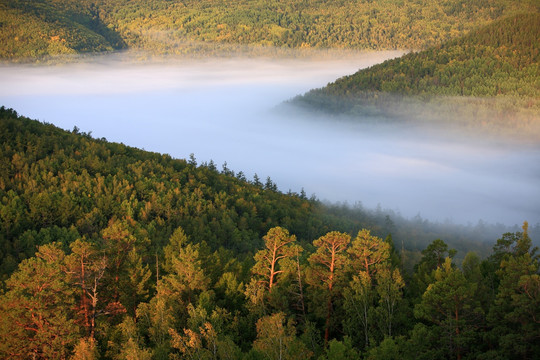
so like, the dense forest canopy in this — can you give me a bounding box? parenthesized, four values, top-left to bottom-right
(0, 107, 539, 359)
(1, 0, 539, 60)
(291, 12, 540, 138)
(1, 0, 539, 357)
(296, 13, 540, 99)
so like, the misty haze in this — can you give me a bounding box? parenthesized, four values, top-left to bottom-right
(1, 50, 538, 226)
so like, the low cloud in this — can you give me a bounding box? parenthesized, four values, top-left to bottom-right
(1, 50, 538, 226)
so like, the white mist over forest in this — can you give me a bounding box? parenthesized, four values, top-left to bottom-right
(1, 50, 539, 226)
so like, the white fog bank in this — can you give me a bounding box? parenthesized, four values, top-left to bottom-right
(1, 50, 538, 226)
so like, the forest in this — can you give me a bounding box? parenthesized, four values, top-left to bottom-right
(1, 0, 539, 60)
(2, 0, 539, 358)
(0, 108, 538, 359)
(292, 13, 540, 123)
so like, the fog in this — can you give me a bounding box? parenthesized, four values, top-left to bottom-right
(1, 50, 539, 226)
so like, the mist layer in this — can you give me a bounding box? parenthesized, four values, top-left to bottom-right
(1, 51, 538, 226)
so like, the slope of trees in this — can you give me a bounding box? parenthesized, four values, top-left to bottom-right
(297, 13, 540, 99)
(291, 12, 540, 137)
(0, 215, 537, 358)
(1, 106, 525, 282)
(0, 0, 126, 60)
(1, 107, 539, 358)
(1, 0, 538, 60)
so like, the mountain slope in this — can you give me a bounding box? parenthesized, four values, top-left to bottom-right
(0, 0, 125, 60)
(1, 0, 537, 60)
(298, 13, 540, 99)
(0, 107, 538, 359)
(291, 12, 540, 131)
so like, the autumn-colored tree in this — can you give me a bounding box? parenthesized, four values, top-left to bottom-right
(343, 271, 373, 349)
(252, 312, 312, 360)
(343, 229, 394, 349)
(70, 336, 99, 360)
(375, 266, 404, 337)
(169, 303, 241, 360)
(136, 287, 176, 359)
(111, 316, 152, 360)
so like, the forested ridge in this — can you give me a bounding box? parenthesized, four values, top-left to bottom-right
(289, 12, 540, 141)
(292, 12, 540, 114)
(1, 108, 539, 359)
(1, 0, 538, 60)
(0, 0, 126, 59)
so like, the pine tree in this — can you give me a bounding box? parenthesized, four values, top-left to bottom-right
(414, 258, 483, 360)
(0, 243, 79, 359)
(307, 231, 350, 345)
(162, 226, 209, 305)
(252, 227, 297, 293)
(65, 239, 108, 340)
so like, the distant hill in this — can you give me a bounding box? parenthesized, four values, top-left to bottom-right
(297, 13, 540, 99)
(290, 13, 540, 135)
(1, 0, 538, 60)
(0, 0, 125, 60)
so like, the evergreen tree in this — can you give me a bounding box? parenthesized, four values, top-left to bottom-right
(65, 239, 108, 339)
(252, 312, 312, 360)
(0, 244, 79, 359)
(414, 258, 483, 360)
(306, 231, 350, 345)
(486, 228, 540, 359)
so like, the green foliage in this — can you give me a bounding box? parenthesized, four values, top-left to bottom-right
(0, 243, 79, 358)
(293, 12, 540, 136)
(2, 0, 537, 60)
(365, 336, 407, 360)
(318, 337, 359, 360)
(414, 258, 484, 359)
(300, 13, 540, 99)
(485, 234, 540, 359)
(0, 0, 125, 61)
(0, 108, 537, 358)
(0, 107, 352, 280)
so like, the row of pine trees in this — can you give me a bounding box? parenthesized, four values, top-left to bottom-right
(1, 221, 538, 359)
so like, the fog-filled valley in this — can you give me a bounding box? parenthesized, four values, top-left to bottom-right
(2, 33, 540, 360)
(2, 0, 540, 356)
(1, 50, 539, 228)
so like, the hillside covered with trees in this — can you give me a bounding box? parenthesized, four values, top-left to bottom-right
(290, 12, 540, 136)
(0, 108, 539, 359)
(1, 0, 538, 60)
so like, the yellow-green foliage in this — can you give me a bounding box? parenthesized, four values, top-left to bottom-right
(316, 13, 540, 98)
(97, 0, 536, 51)
(2, 0, 538, 60)
(0, 0, 123, 61)
(293, 12, 540, 134)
